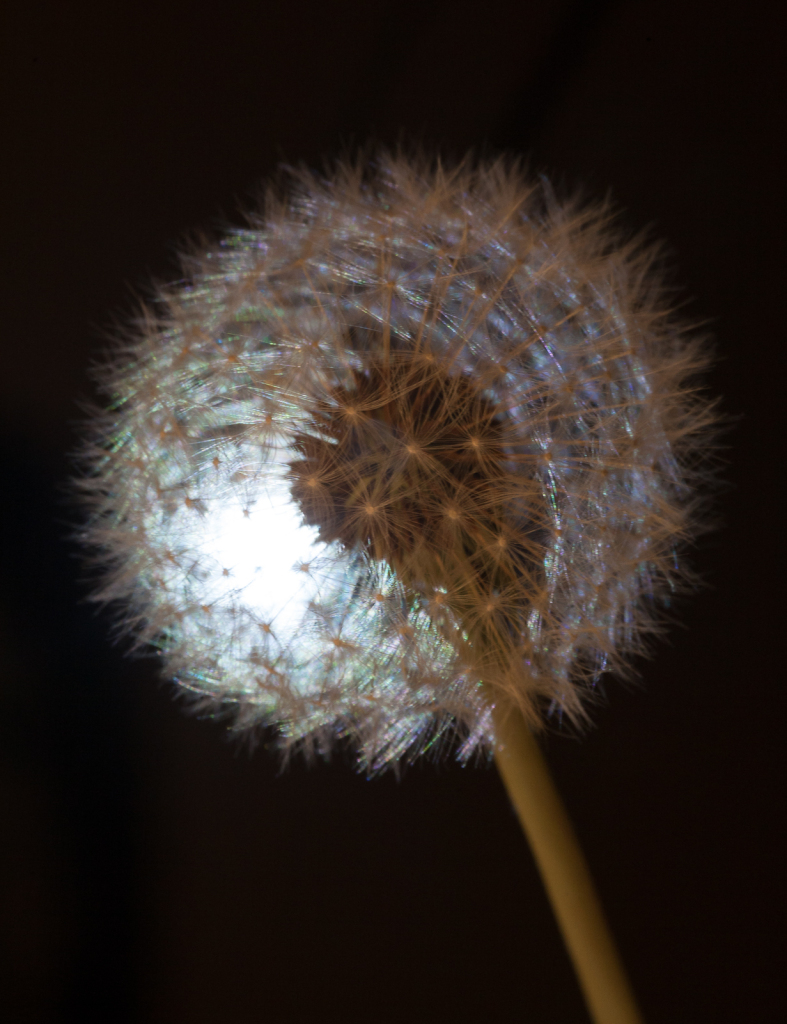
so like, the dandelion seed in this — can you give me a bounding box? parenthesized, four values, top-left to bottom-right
(79, 153, 713, 772)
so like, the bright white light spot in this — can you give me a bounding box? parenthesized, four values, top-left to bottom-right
(197, 478, 327, 639)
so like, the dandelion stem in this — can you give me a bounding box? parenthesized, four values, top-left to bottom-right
(491, 700, 644, 1024)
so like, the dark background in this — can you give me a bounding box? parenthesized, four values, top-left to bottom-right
(1, 2, 783, 1021)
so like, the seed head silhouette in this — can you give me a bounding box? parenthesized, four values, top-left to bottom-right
(81, 154, 712, 771)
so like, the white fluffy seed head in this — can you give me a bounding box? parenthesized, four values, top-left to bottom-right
(79, 153, 714, 771)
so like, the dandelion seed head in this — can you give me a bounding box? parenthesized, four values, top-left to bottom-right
(80, 153, 713, 770)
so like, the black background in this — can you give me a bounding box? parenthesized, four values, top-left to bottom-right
(1, 2, 783, 1021)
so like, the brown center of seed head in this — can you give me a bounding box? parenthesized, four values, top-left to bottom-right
(288, 346, 544, 659)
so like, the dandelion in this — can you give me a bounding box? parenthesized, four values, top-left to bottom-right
(81, 154, 710, 769)
(80, 154, 714, 1024)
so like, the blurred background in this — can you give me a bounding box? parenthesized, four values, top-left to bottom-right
(1, 2, 782, 1021)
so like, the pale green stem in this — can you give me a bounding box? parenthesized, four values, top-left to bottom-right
(491, 699, 645, 1024)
